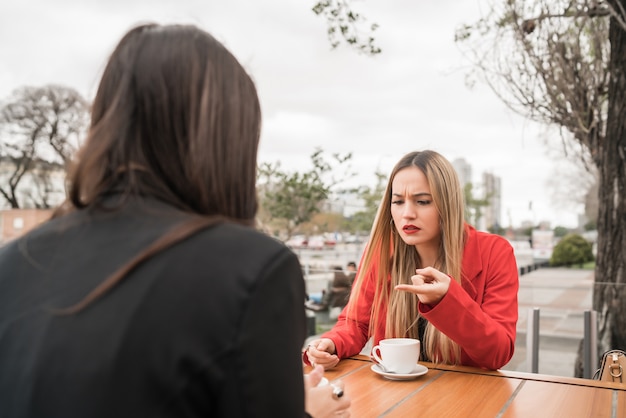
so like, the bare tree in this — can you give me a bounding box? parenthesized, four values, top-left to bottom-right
(456, 0, 626, 374)
(23, 158, 65, 209)
(0, 84, 89, 208)
(546, 150, 599, 224)
(0, 152, 35, 208)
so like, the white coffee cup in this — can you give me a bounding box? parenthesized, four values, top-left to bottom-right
(371, 338, 420, 374)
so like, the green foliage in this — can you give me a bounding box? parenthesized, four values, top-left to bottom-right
(306, 212, 344, 235)
(257, 148, 353, 238)
(463, 182, 490, 227)
(553, 226, 570, 237)
(581, 260, 596, 270)
(342, 169, 387, 233)
(583, 219, 597, 231)
(487, 223, 506, 236)
(550, 233, 594, 268)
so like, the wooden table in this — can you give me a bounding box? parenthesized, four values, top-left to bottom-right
(305, 355, 626, 417)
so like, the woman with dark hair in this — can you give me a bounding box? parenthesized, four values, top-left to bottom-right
(305, 150, 518, 371)
(0, 23, 350, 418)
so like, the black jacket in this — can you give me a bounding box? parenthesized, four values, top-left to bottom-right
(0, 196, 307, 417)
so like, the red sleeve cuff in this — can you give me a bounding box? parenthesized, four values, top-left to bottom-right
(302, 348, 312, 366)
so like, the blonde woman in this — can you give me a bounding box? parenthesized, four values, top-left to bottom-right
(305, 150, 518, 370)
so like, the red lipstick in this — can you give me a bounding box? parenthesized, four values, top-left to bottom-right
(402, 225, 419, 234)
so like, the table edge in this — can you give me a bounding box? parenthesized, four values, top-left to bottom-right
(345, 355, 626, 391)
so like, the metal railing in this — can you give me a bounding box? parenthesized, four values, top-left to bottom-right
(525, 308, 598, 378)
(515, 278, 625, 378)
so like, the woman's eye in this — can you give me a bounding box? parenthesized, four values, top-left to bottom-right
(391, 200, 403, 205)
(417, 200, 431, 205)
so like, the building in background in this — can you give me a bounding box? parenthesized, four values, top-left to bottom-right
(453, 157, 503, 231)
(0, 157, 64, 244)
(0, 208, 53, 244)
(452, 158, 472, 188)
(482, 171, 502, 231)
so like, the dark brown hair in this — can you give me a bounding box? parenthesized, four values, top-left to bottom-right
(66, 23, 261, 218)
(57, 23, 261, 313)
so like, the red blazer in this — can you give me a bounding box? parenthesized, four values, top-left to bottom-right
(321, 225, 519, 370)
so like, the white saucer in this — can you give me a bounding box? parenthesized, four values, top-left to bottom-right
(370, 363, 428, 380)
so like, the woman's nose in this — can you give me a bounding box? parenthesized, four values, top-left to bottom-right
(402, 203, 417, 218)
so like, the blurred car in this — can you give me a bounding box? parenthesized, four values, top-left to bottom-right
(285, 235, 308, 249)
(307, 235, 325, 250)
(308, 235, 336, 250)
(323, 235, 337, 248)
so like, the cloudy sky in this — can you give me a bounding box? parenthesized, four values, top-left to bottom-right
(0, 0, 584, 227)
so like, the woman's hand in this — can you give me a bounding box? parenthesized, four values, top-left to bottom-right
(394, 266, 451, 306)
(305, 365, 351, 418)
(305, 338, 340, 370)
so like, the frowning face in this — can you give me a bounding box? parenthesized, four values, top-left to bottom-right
(390, 166, 441, 250)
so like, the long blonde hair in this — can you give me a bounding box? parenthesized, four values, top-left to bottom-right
(349, 150, 466, 364)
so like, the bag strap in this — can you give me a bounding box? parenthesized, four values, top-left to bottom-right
(596, 349, 626, 383)
(607, 352, 624, 382)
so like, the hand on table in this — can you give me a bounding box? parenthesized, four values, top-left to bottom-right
(395, 267, 451, 306)
(305, 365, 351, 418)
(306, 338, 340, 370)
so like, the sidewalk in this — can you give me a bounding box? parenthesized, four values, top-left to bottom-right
(502, 267, 594, 376)
(305, 268, 595, 378)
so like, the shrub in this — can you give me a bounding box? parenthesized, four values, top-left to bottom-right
(550, 233, 594, 268)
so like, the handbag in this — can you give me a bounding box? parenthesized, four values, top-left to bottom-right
(594, 349, 626, 383)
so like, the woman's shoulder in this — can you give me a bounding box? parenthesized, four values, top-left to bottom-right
(171, 223, 302, 293)
(197, 222, 284, 245)
(185, 222, 296, 262)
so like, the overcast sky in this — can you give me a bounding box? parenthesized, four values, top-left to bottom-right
(0, 0, 584, 228)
